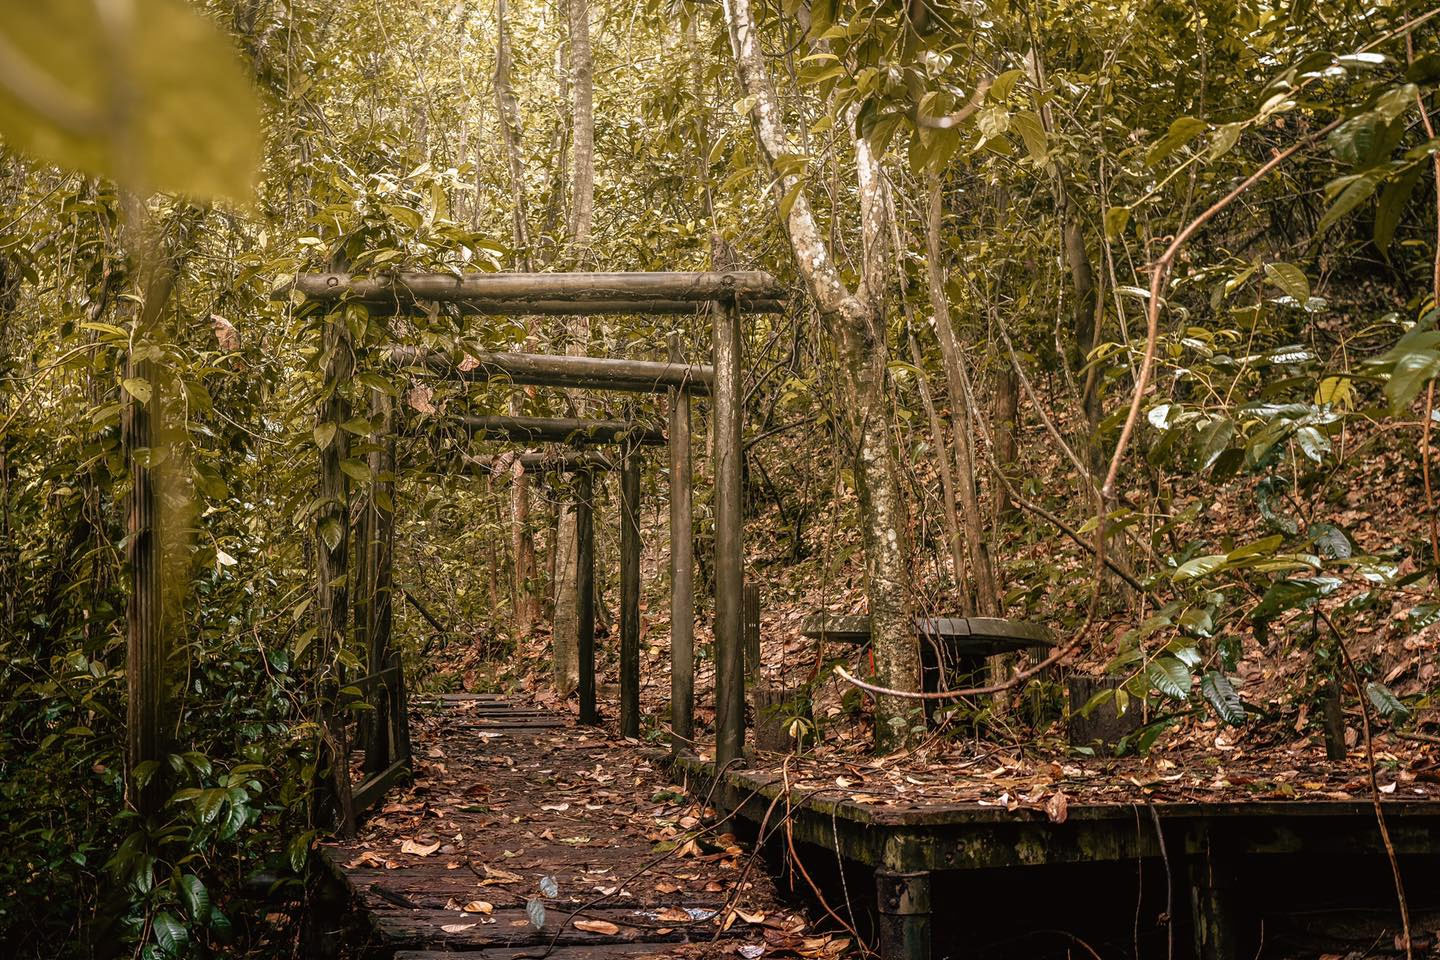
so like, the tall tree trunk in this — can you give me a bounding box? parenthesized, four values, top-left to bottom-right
(550, 0, 596, 697)
(494, 0, 539, 640)
(992, 364, 1019, 521)
(722, 0, 920, 749)
(923, 177, 999, 616)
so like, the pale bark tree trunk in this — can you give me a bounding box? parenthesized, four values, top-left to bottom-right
(923, 177, 999, 617)
(550, 0, 596, 697)
(992, 364, 1019, 521)
(722, 0, 920, 748)
(493, 0, 539, 641)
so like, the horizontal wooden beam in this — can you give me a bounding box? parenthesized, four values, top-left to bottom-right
(391, 347, 713, 394)
(353, 297, 786, 316)
(283, 271, 787, 305)
(466, 450, 619, 474)
(459, 414, 666, 446)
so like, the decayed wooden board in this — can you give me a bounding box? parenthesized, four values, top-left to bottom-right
(395, 946, 692, 959)
(325, 698, 806, 958)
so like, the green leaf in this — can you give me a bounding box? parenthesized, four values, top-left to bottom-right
(1145, 656, 1193, 699)
(1208, 122, 1242, 160)
(121, 377, 152, 405)
(1263, 262, 1310, 303)
(1104, 205, 1131, 240)
(313, 422, 337, 450)
(1385, 345, 1440, 413)
(1375, 164, 1422, 257)
(340, 458, 372, 483)
(1011, 110, 1047, 159)
(340, 417, 373, 436)
(0, 0, 262, 200)
(1316, 172, 1380, 235)
(179, 874, 210, 923)
(152, 911, 188, 956)
(1365, 681, 1412, 721)
(1147, 116, 1208, 167)
(318, 517, 343, 552)
(778, 177, 806, 222)
(1193, 418, 1234, 471)
(1201, 671, 1246, 725)
(1173, 554, 1226, 581)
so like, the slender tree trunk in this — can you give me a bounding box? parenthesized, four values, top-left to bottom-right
(551, 0, 596, 696)
(923, 177, 999, 616)
(992, 364, 1019, 521)
(723, 0, 920, 748)
(906, 326, 970, 602)
(493, 0, 540, 640)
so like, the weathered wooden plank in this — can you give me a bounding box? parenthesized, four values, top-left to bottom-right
(466, 450, 619, 475)
(395, 946, 685, 959)
(286, 270, 786, 303)
(358, 297, 787, 316)
(459, 414, 666, 446)
(392, 347, 715, 394)
(366, 905, 699, 949)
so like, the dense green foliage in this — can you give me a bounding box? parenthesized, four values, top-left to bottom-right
(2, 0, 1440, 956)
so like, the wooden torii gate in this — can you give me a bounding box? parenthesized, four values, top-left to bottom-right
(297, 270, 785, 826)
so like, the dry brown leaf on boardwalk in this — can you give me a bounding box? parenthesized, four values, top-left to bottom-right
(1045, 790, 1069, 823)
(574, 919, 622, 935)
(441, 923, 476, 933)
(401, 838, 442, 856)
(480, 862, 524, 882)
(344, 850, 393, 869)
(462, 900, 494, 914)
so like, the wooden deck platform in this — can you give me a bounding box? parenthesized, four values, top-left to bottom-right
(660, 751, 1440, 959)
(316, 697, 824, 959)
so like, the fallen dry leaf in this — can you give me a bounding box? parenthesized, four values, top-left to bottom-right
(463, 901, 494, 914)
(401, 838, 441, 857)
(1045, 790, 1069, 824)
(441, 923, 476, 934)
(574, 919, 621, 935)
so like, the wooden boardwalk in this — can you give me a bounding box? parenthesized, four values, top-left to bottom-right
(319, 696, 821, 960)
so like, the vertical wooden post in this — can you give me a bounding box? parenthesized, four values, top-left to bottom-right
(876, 869, 932, 960)
(743, 582, 761, 676)
(364, 388, 396, 776)
(125, 348, 165, 816)
(713, 298, 745, 769)
(619, 442, 642, 738)
(576, 469, 598, 724)
(315, 309, 355, 835)
(668, 333, 695, 753)
(1188, 823, 1239, 960)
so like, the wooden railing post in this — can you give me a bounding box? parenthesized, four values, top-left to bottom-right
(124, 346, 165, 816)
(668, 333, 694, 753)
(362, 387, 396, 776)
(619, 441, 642, 738)
(316, 308, 355, 835)
(713, 298, 745, 769)
(576, 469, 598, 724)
